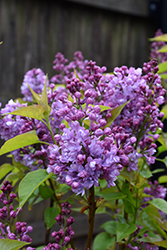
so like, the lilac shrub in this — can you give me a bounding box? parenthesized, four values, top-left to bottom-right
(0, 50, 167, 250)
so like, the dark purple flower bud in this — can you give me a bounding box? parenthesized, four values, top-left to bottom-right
(38, 159, 43, 165)
(85, 89, 92, 97)
(94, 105, 101, 114)
(120, 154, 129, 166)
(59, 123, 66, 130)
(72, 182, 79, 189)
(99, 119, 107, 127)
(153, 134, 159, 140)
(76, 110, 85, 120)
(86, 97, 93, 104)
(75, 91, 82, 99)
(27, 226, 33, 233)
(10, 210, 16, 218)
(95, 129, 103, 136)
(22, 234, 32, 242)
(64, 236, 70, 242)
(104, 127, 112, 135)
(130, 137, 137, 144)
(7, 232, 16, 240)
(77, 154, 86, 164)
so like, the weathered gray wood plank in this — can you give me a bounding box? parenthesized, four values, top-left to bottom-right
(63, 0, 149, 17)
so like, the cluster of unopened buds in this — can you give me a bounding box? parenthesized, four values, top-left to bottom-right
(0, 181, 33, 244)
(28, 202, 75, 250)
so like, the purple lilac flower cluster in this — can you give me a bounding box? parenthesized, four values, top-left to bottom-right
(51, 51, 88, 85)
(150, 29, 167, 63)
(109, 59, 165, 170)
(47, 57, 165, 194)
(0, 99, 52, 170)
(0, 52, 166, 195)
(143, 180, 167, 205)
(0, 181, 33, 244)
(21, 68, 49, 102)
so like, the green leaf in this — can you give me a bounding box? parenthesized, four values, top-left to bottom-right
(36, 246, 45, 250)
(156, 145, 166, 157)
(153, 240, 167, 247)
(44, 206, 59, 229)
(99, 192, 127, 201)
(159, 73, 167, 79)
(0, 163, 13, 180)
(56, 183, 70, 194)
(150, 198, 167, 214)
(101, 221, 116, 235)
(139, 205, 166, 238)
(120, 169, 135, 183)
(0, 41, 3, 44)
(5, 171, 24, 182)
(105, 101, 130, 128)
(163, 156, 167, 167)
(151, 168, 164, 174)
(158, 175, 167, 184)
(116, 222, 137, 242)
(121, 182, 135, 214)
(28, 85, 41, 104)
(160, 105, 167, 120)
(150, 214, 167, 231)
(39, 185, 55, 200)
(8, 105, 45, 121)
(158, 44, 167, 53)
(0, 238, 29, 250)
(18, 169, 53, 210)
(0, 131, 41, 156)
(28, 76, 51, 115)
(116, 215, 126, 224)
(158, 61, 167, 74)
(158, 135, 167, 149)
(83, 119, 91, 127)
(140, 170, 152, 178)
(150, 34, 167, 42)
(99, 105, 112, 112)
(93, 232, 115, 250)
(74, 68, 82, 81)
(12, 158, 29, 172)
(137, 236, 162, 243)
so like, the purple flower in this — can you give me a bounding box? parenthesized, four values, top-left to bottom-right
(21, 68, 49, 102)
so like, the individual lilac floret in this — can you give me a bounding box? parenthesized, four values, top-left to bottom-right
(21, 68, 49, 102)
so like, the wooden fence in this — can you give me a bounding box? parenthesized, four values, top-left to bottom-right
(0, 0, 159, 105)
(0, 0, 161, 248)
